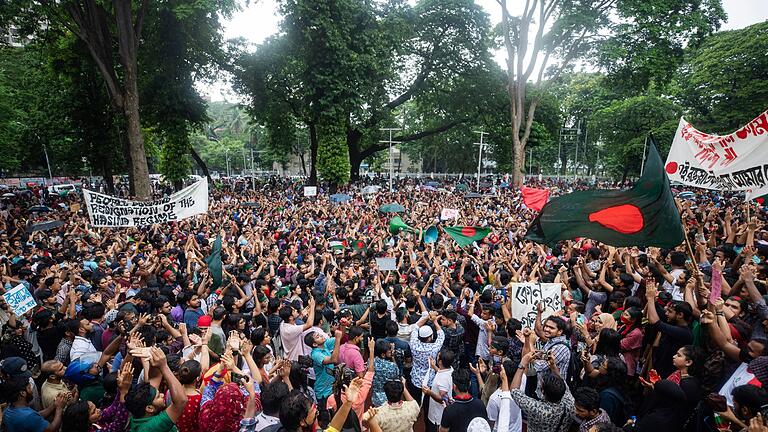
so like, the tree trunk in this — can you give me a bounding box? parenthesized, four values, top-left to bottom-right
(123, 96, 151, 198)
(560, 153, 568, 176)
(101, 159, 115, 194)
(299, 152, 307, 176)
(346, 128, 363, 181)
(308, 123, 318, 185)
(189, 147, 213, 184)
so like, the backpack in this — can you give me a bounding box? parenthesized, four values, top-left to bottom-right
(550, 341, 583, 388)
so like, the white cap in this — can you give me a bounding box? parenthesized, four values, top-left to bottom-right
(418, 326, 434, 338)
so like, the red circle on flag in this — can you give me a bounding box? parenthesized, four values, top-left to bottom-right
(356, 241, 364, 249)
(461, 227, 477, 237)
(665, 161, 678, 174)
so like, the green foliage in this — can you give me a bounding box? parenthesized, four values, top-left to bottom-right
(149, 128, 192, 185)
(0, 0, 235, 186)
(591, 96, 682, 179)
(672, 21, 768, 133)
(0, 41, 122, 178)
(598, 0, 727, 94)
(317, 122, 351, 185)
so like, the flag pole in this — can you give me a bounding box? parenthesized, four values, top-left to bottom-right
(678, 204, 700, 277)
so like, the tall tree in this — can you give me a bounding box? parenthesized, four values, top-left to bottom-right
(672, 21, 768, 133)
(497, 0, 725, 186)
(235, 0, 494, 183)
(4, 0, 234, 197)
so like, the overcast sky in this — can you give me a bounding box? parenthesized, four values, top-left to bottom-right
(199, 0, 768, 101)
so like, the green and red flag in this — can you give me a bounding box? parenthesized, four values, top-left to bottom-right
(525, 137, 684, 248)
(445, 226, 491, 247)
(348, 238, 367, 252)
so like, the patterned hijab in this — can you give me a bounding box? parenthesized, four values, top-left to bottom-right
(198, 383, 246, 432)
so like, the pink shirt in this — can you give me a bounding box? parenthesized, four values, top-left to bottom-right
(339, 343, 365, 373)
(328, 370, 374, 427)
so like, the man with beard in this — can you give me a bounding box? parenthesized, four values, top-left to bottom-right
(2, 371, 67, 431)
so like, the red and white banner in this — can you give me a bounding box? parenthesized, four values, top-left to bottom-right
(665, 110, 768, 197)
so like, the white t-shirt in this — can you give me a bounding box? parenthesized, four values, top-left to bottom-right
(427, 367, 454, 424)
(280, 322, 305, 361)
(663, 268, 686, 301)
(487, 386, 523, 432)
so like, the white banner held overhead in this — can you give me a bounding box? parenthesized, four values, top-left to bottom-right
(665, 110, 768, 197)
(83, 179, 208, 227)
(511, 283, 563, 328)
(375, 257, 397, 271)
(3, 284, 37, 317)
(440, 208, 460, 221)
(304, 186, 317, 197)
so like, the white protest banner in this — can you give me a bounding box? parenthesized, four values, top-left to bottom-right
(440, 208, 459, 221)
(375, 257, 397, 271)
(304, 186, 317, 197)
(665, 110, 768, 198)
(3, 284, 37, 316)
(511, 283, 563, 328)
(83, 178, 208, 227)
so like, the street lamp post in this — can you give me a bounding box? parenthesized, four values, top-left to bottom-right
(224, 149, 230, 177)
(379, 128, 401, 193)
(42, 143, 53, 186)
(473, 131, 488, 191)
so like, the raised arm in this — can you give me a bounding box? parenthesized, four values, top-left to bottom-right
(149, 347, 187, 422)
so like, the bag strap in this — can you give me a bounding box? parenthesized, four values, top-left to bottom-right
(554, 407, 569, 432)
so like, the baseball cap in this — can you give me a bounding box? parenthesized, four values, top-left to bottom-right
(1, 357, 32, 379)
(418, 326, 433, 338)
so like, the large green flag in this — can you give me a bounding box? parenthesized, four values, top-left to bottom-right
(444, 226, 491, 247)
(204, 235, 223, 289)
(525, 138, 684, 248)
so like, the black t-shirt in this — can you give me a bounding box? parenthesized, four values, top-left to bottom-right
(36, 326, 61, 361)
(370, 312, 388, 340)
(651, 320, 693, 378)
(440, 396, 488, 430)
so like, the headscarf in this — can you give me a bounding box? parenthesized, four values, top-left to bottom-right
(198, 383, 246, 432)
(598, 313, 617, 331)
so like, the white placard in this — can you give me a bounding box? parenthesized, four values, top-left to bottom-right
(304, 186, 317, 197)
(375, 257, 397, 271)
(440, 208, 459, 221)
(83, 179, 208, 227)
(3, 284, 36, 317)
(511, 283, 563, 328)
(665, 110, 768, 198)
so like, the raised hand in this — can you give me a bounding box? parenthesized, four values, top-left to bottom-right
(345, 376, 364, 404)
(117, 361, 134, 393)
(149, 346, 168, 368)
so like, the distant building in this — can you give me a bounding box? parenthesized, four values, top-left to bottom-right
(1, 25, 35, 47)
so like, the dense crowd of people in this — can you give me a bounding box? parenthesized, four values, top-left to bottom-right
(0, 176, 767, 432)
